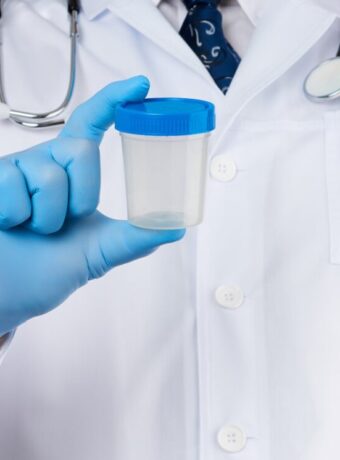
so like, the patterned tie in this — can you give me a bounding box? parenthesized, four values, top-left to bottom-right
(179, 0, 241, 94)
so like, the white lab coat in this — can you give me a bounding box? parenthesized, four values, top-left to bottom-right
(0, 0, 340, 459)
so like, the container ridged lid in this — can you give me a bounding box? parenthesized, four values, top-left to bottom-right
(115, 97, 215, 136)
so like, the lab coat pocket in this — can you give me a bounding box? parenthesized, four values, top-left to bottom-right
(325, 111, 340, 264)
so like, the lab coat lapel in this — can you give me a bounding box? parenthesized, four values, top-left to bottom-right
(95, 0, 335, 130)
(219, 0, 336, 129)
(105, 0, 214, 85)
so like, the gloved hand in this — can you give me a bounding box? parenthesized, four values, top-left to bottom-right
(0, 76, 185, 336)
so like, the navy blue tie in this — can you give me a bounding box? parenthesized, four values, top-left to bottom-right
(179, 0, 241, 94)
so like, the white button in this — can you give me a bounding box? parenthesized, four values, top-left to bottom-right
(210, 155, 237, 182)
(215, 285, 244, 309)
(217, 424, 247, 453)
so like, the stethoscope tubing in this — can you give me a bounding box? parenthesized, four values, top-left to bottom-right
(0, 0, 80, 128)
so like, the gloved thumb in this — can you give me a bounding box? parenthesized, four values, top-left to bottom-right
(59, 75, 150, 144)
(81, 213, 185, 279)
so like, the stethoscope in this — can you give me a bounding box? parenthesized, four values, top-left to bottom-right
(0, 0, 338, 128)
(0, 0, 80, 128)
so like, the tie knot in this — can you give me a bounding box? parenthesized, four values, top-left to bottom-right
(183, 0, 220, 9)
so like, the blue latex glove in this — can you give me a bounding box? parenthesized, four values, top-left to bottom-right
(0, 76, 185, 336)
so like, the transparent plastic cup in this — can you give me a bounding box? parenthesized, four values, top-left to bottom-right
(115, 98, 215, 230)
(120, 132, 210, 229)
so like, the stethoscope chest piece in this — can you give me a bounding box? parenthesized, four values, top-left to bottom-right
(304, 45, 340, 102)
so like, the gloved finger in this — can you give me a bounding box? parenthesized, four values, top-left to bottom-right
(50, 138, 100, 218)
(59, 75, 150, 144)
(84, 214, 185, 279)
(16, 156, 69, 234)
(0, 159, 31, 229)
(105, 221, 186, 267)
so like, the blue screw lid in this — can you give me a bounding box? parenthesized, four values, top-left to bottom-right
(115, 97, 215, 136)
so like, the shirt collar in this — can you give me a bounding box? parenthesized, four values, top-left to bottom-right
(81, 0, 265, 24)
(144, 0, 265, 24)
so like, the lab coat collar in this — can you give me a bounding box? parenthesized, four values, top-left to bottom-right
(80, 0, 273, 85)
(217, 0, 336, 130)
(101, 0, 216, 85)
(81, 0, 109, 20)
(151, 0, 266, 26)
(309, 0, 340, 16)
(82, 0, 265, 25)
(81, 0, 336, 132)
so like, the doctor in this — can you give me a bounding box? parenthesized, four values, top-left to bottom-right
(0, 0, 340, 459)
